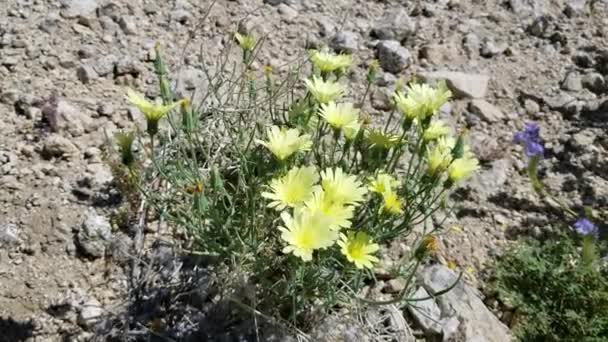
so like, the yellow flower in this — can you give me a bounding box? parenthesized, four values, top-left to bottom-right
(256, 125, 312, 160)
(309, 49, 352, 73)
(305, 190, 354, 230)
(318, 102, 360, 131)
(381, 191, 403, 215)
(304, 76, 345, 104)
(234, 32, 256, 51)
(262, 166, 320, 211)
(279, 208, 339, 261)
(343, 121, 361, 140)
(368, 173, 399, 195)
(321, 168, 367, 206)
(427, 137, 454, 176)
(338, 232, 379, 269)
(126, 88, 181, 122)
(393, 81, 452, 121)
(364, 129, 401, 149)
(448, 156, 479, 183)
(423, 120, 450, 142)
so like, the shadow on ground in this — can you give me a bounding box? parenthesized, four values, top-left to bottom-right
(95, 241, 288, 342)
(0, 317, 35, 342)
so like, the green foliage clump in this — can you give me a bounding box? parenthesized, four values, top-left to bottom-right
(109, 36, 481, 332)
(493, 235, 608, 341)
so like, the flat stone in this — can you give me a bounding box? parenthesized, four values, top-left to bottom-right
(376, 40, 411, 74)
(76, 65, 98, 84)
(119, 16, 137, 35)
(406, 287, 442, 335)
(419, 71, 490, 99)
(42, 134, 80, 160)
(561, 71, 583, 91)
(78, 298, 104, 329)
(420, 265, 511, 342)
(469, 99, 504, 122)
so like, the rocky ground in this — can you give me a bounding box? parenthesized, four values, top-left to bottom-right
(0, 0, 607, 341)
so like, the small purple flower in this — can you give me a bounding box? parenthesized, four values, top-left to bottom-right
(574, 218, 598, 237)
(513, 122, 544, 158)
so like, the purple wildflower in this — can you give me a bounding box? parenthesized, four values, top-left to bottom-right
(513, 122, 544, 158)
(574, 218, 598, 237)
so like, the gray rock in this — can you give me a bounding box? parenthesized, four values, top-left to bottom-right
(524, 98, 541, 115)
(469, 132, 502, 162)
(371, 9, 416, 42)
(564, 0, 587, 17)
(309, 313, 372, 342)
(419, 43, 460, 65)
(463, 33, 481, 58)
(42, 98, 93, 137)
(469, 99, 504, 122)
(509, 0, 547, 18)
(277, 4, 298, 21)
(96, 103, 113, 117)
(573, 51, 594, 68)
(60, 0, 98, 19)
(330, 31, 359, 53)
(316, 16, 335, 37)
(93, 54, 118, 77)
(582, 72, 606, 93)
(78, 298, 104, 329)
(376, 40, 411, 74)
(480, 39, 507, 58)
(0, 90, 20, 105)
(420, 265, 511, 342)
(115, 56, 141, 76)
(561, 71, 583, 91)
(83, 163, 113, 188)
(384, 278, 406, 293)
(0, 223, 22, 247)
(43, 134, 80, 159)
(119, 16, 137, 35)
(420, 71, 490, 99)
(468, 159, 510, 199)
(527, 16, 550, 37)
(76, 65, 98, 84)
(570, 130, 596, 151)
(77, 212, 112, 258)
(407, 287, 442, 335)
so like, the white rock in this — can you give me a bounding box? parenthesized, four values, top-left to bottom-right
(78, 298, 104, 329)
(420, 71, 490, 99)
(469, 99, 504, 123)
(420, 265, 511, 342)
(77, 212, 112, 258)
(0, 223, 22, 247)
(407, 287, 442, 334)
(60, 0, 98, 19)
